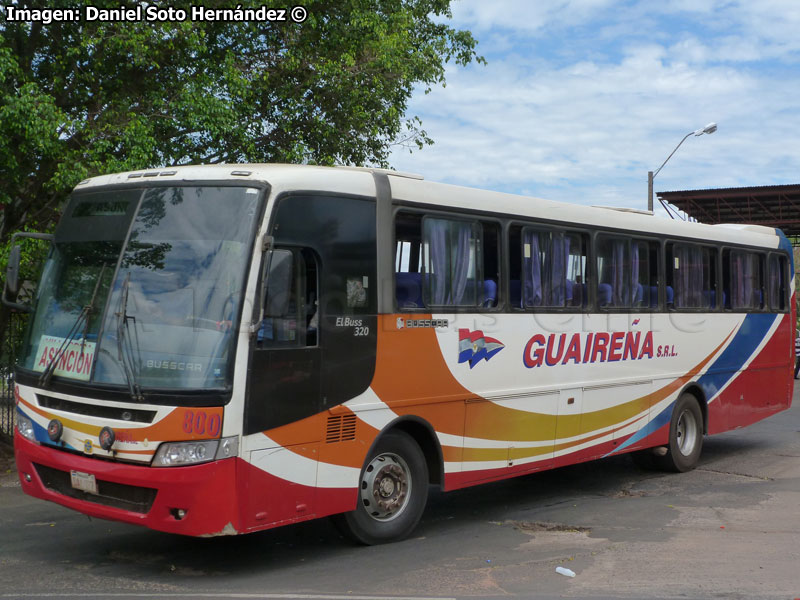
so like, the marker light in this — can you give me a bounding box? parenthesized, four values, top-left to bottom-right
(48, 419, 64, 442)
(216, 436, 239, 459)
(152, 436, 239, 467)
(16, 413, 36, 442)
(99, 426, 115, 451)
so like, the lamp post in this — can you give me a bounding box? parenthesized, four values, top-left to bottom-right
(648, 122, 717, 212)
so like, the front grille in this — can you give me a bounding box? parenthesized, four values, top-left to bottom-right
(34, 463, 157, 514)
(37, 395, 156, 423)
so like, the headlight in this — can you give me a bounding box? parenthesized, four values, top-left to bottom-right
(152, 436, 239, 467)
(16, 412, 36, 442)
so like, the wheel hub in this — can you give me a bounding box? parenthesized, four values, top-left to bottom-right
(676, 409, 698, 456)
(360, 454, 411, 521)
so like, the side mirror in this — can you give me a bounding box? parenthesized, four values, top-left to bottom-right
(2, 231, 54, 312)
(4, 244, 22, 302)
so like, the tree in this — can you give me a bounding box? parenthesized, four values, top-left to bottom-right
(0, 0, 483, 348)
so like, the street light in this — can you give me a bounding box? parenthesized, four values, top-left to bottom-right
(648, 122, 717, 213)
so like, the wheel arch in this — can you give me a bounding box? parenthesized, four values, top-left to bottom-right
(368, 416, 444, 487)
(678, 383, 708, 434)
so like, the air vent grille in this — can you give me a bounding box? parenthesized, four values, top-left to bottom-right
(326, 414, 357, 443)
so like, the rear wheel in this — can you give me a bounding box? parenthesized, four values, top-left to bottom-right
(333, 430, 428, 545)
(655, 393, 704, 472)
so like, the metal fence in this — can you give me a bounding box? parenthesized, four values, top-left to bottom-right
(1, 312, 24, 441)
(0, 377, 13, 441)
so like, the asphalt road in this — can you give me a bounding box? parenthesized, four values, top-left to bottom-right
(1, 387, 798, 600)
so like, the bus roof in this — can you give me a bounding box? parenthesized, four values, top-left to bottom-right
(75, 163, 784, 250)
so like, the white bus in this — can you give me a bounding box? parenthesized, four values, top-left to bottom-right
(6, 164, 794, 544)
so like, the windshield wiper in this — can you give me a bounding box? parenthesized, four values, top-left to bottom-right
(39, 263, 107, 388)
(115, 272, 144, 401)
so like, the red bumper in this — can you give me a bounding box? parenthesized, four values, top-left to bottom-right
(14, 431, 241, 536)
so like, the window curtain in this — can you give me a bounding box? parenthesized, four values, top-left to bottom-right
(551, 233, 569, 306)
(690, 248, 707, 307)
(425, 219, 474, 306)
(427, 219, 448, 305)
(674, 246, 689, 307)
(523, 230, 571, 307)
(522, 230, 542, 307)
(631, 241, 641, 305)
(675, 245, 706, 308)
(768, 256, 782, 310)
(610, 240, 626, 306)
(731, 252, 754, 308)
(450, 224, 472, 304)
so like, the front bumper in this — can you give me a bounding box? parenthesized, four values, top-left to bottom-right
(14, 431, 241, 536)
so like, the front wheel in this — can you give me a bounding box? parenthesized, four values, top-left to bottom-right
(333, 430, 428, 545)
(655, 393, 704, 472)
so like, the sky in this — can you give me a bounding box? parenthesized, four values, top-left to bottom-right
(388, 0, 800, 217)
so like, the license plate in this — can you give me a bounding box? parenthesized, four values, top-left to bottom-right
(70, 470, 98, 495)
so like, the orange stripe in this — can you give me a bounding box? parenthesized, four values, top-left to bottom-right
(16, 395, 223, 442)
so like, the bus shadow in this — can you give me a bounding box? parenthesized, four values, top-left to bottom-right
(90, 455, 644, 576)
(51, 435, 771, 580)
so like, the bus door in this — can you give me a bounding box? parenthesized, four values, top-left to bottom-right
(250, 247, 322, 432)
(242, 194, 378, 529)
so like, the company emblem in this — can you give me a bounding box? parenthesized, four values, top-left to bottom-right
(458, 329, 504, 368)
(99, 426, 116, 451)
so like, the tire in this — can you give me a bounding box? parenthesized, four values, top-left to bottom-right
(333, 430, 428, 545)
(654, 393, 704, 472)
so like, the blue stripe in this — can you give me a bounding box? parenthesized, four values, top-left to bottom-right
(610, 401, 674, 455)
(610, 312, 778, 456)
(695, 313, 778, 401)
(17, 407, 78, 451)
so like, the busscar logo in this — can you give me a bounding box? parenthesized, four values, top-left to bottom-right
(458, 329, 504, 368)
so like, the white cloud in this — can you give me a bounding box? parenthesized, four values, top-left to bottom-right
(450, 0, 623, 34)
(390, 0, 800, 215)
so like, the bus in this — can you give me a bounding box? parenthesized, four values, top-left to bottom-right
(5, 164, 794, 544)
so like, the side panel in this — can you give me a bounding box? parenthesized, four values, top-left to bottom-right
(365, 308, 792, 489)
(236, 298, 793, 533)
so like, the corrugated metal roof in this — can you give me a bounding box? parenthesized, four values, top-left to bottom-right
(656, 184, 800, 239)
(660, 183, 800, 196)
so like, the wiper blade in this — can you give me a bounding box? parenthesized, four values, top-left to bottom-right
(39, 263, 107, 388)
(115, 272, 144, 401)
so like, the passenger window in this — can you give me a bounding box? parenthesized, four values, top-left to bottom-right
(596, 235, 656, 309)
(667, 244, 716, 310)
(394, 212, 499, 310)
(259, 247, 318, 347)
(768, 254, 788, 311)
(512, 227, 586, 308)
(724, 250, 764, 310)
(394, 213, 425, 310)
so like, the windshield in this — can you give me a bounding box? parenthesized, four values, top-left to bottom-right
(20, 185, 262, 396)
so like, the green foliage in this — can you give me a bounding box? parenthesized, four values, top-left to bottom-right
(0, 0, 483, 249)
